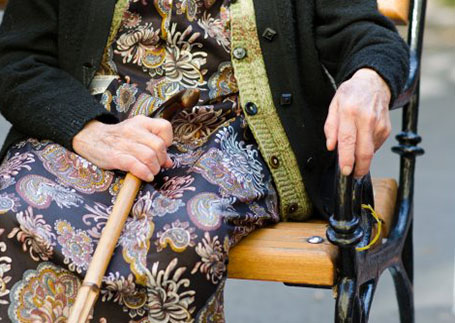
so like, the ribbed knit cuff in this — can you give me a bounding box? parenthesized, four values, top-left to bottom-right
(54, 99, 118, 152)
(337, 50, 409, 106)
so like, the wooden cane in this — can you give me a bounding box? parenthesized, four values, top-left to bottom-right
(68, 89, 200, 323)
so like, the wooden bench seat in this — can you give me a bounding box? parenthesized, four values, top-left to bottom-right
(228, 178, 398, 286)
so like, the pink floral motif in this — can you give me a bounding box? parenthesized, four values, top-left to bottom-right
(155, 220, 197, 252)
(192, 126, 266, 201)
(0, 152, 34, 190)
(82, 202, 113, 239)
(191, 232, 229, 284)
(159, 175, 195, 199)
(152, 194, 185, 217)
(16, 175, 83, 209)
(8, 262, 81, 323)
(122, 10, 142, 29)
(187, 193, 237, 231)
(0, 228, 12, 306)
(8, 207, 56, 262)
(0, 192, 20, 215)
(207, 62, 238, 99)
(101, 272, 147, 318)
(55, 220, 94, 273)
(171, 105, 233, 151)
(37, 144, 113, 194)
(146, 258, 195, 322)
(115, 23, 163, 68)
(113, 82, 138, 112)
(198, 6, 231, 52)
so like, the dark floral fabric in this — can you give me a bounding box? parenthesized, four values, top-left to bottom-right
(0, 0, 280, 322)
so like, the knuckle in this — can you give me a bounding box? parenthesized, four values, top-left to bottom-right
(143, 150, 157, 164)
(376, 121, 391, 139)
(339, 133, 356, 146)
(133, 115, 147, 123)
(151, 165, 161, 175)
(383, 122, 392, 137)
(123, 158, 136, 171)
(342, 104, 357, 116)
(365, 112, 377, 124)
(358, 152, 374, 162)
(324, 121, 334, 133)
(155, 139, 166, 153)
(160, 118, 172, 128)
(132, 163, 148, 178)
(384, 125, 392, 138)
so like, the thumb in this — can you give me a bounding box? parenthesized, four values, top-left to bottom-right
(324, 97, 339, 151)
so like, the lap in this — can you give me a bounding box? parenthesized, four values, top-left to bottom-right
(0, 116, 280, 321)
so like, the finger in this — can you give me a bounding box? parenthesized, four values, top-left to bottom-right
(136, 131, 169, 166)
(373, 113, 392, 151)
(129, 143, 162, 175)
(142, 118, 174, 147)
(354, 124, 375, 178)
(164, 155, 173, 168)
(337, 116, 357, 176)
(117, 154, 154, 182)
(324, 97, 339, 151)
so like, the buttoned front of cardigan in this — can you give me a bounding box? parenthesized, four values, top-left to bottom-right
(0, 0, 409, 220)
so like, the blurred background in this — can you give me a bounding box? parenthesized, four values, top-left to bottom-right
(0, 1, 454, 322)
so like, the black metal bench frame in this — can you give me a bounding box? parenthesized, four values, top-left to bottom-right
(325, 0, 426, 322)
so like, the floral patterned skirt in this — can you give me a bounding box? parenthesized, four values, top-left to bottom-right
(0, 111, 280, 322)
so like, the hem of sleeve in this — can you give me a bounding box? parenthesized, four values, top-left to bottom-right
(336, 52, 408, 106)
(54, 101, 118, 151)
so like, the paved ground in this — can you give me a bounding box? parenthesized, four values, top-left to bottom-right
(0, 2, 454, 322)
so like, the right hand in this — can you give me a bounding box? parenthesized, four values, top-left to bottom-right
(73, 115, 174, 182)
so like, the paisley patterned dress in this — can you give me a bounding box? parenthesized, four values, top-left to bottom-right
(0, 0, 279, 322)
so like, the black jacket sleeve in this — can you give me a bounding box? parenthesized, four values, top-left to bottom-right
(314, 0, 409, 103)
(0, 0, 116, 151)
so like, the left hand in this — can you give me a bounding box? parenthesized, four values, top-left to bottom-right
(324, 68, 392, 178)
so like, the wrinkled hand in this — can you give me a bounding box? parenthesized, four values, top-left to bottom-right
(73, 115, 174, 182)
(324, 68, 392, 178)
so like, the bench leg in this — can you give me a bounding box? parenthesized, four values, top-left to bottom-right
(391, 227, 415, 323)
(335, 278, 356, 323)
(335, 278, 377, 323)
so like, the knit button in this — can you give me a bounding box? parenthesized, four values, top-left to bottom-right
(269, 155, 280, 169)
(233, 47, 247, 60)
(262, 27, 277, 41)
(244, 102, 258, 115)
(280, 93, 293, 106)
(287, 203, 299, 214)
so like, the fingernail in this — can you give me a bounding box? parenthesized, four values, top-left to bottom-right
(147, 174, 155, 182)
(166, 157, 173, 167)
(342, 166, 352, 176)
(326, 139, 332, 151)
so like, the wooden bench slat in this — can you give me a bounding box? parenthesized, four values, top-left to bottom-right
(228, 178, 398, 286)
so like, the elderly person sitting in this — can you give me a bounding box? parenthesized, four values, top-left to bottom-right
(0, 0, 408, 321)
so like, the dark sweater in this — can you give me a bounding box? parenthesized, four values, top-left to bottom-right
(0, 0, 409, 218)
